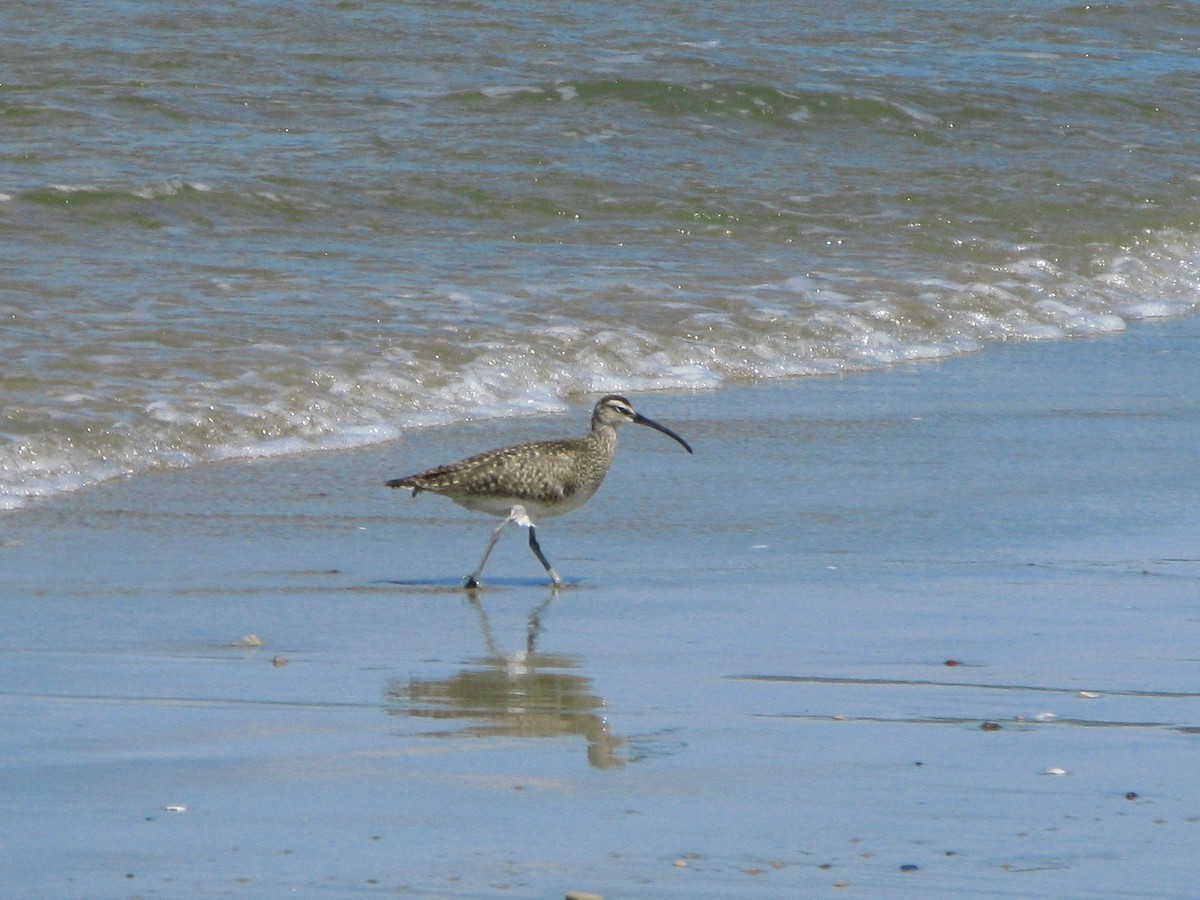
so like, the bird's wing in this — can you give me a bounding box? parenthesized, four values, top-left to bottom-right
(457, 441, 581, 502)
(391, 439, 583, 503)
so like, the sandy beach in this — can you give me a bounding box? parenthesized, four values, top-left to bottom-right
(3, 318, 1199, 898)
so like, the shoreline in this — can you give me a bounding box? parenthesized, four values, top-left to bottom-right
(2, 306, 1191, 519)
(3, 318, 1199, 898)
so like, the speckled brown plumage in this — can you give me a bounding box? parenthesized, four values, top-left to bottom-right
(389, 431, 615, 516)
(385, 395, 692, 587)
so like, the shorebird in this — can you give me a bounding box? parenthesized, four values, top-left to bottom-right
(385, 395, 693, 588)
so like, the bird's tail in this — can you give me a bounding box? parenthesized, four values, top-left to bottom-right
(384, 477, 423, 496)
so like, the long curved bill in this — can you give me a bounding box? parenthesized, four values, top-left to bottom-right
(633, 413, 694, 454)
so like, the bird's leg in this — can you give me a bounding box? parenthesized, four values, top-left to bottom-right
(465, 511, 517, 589)
(527, 526, 562, 587)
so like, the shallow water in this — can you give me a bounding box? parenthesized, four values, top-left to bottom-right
(4, 1, 1200, 507)
(2, 319, 1198, 897)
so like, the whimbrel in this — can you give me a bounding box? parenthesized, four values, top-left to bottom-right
(385, 395, 693, 588)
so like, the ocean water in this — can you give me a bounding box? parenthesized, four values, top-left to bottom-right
(3, 1, 1199, 509)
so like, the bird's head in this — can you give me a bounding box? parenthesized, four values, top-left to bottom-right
(593, 395, 693, 454)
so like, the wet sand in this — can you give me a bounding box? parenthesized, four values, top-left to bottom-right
(2, 319, 1199, 898)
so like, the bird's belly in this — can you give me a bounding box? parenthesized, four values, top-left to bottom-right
(448, 487, 596, 521)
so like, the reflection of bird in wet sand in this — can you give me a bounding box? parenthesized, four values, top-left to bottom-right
(385, 395, 693, 588)
(390, 594, 627, 768)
